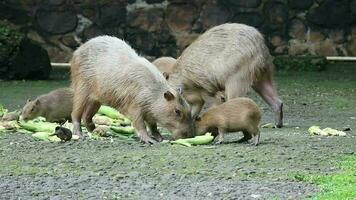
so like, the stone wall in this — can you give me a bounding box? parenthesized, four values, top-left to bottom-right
(1, 0, 356, 62)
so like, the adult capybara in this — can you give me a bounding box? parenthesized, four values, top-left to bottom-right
(153, 56, 226, 108)
(70, 36, 193, 143)
(21, 88, 73, 122)
(172, 23, 283, 127)
(195, 98, 261, 145)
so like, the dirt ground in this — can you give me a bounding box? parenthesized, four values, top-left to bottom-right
(0, 64, 355, 200)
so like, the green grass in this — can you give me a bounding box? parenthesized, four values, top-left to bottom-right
(295, 156, 356, 200)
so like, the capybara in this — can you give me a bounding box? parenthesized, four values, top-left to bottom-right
(70, 36, 193, 143)
(153, 56, 226, 108)
(21, 88, 73, 122)
(172, 23, 283, 127)
(50, 126, 72, 142)
(195, 97, 261, 145)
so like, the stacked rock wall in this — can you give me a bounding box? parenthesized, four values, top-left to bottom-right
(1, 0, 355, 62)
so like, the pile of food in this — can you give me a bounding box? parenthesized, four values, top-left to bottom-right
(0, 105, 136, 142)
(1, 104, 215, 146)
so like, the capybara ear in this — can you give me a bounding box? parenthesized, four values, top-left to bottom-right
(55, 126, 60, 131)
(195, 116, 201, 121)
(164, 91, 175, 101)
(163, 72, 169, 80)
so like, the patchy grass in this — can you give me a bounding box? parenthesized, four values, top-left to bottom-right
(294, 156, 356, 200)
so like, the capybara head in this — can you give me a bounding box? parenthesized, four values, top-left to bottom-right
(154, 89, 193, 140)
(194, 115, 218, 136)
(21, 99, 41, 120)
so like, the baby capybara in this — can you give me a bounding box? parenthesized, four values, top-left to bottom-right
(195, 98, 261, 145)
(173, 23, 283, 127)
(21, 88, 73, 122)
(70, 36, 193, 143)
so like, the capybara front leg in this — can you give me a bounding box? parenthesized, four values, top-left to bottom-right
(133, 117, 156, 144)
(214, 128, 226, 145)
(83, 101, 101, 132)
(252, 79, 283, 128)
(148, 123, 163, 142)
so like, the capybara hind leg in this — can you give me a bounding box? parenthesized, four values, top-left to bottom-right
(71, 95, 87, 138)
(133, 116, 156, 144)
(83, 101, 101, 132)
(253, 79, 283, 128)
(237, 131, 253, 143)
(148, 123, 163, 142)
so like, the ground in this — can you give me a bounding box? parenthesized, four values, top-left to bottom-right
(0, 63, 355, 200)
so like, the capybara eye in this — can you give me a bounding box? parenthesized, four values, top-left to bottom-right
(175, 108, 181, 116)
(221, 96, 226, 102)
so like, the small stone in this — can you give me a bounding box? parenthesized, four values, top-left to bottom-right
(288, 0, 313, 10)
(128, 8, 164, 32)
(269, 34, 286, 47)
(35, 9, 78, 35)
(95, 3, 126, 27)
(263, 1, 289, 25)
(199, 2, 231, 30)
(226, 0, 261, 8)
(308, 31, 325, 43)
(329, 30, 345, 44)
(288, 39, 308, 56)
(313, 39, 337, 56)
(288, 19, 306, 40)
(60, 35, 79, 48)
(346, 38, 356, 56)
(232, 12, 264, 27)
(166, 3, 198, 32)
(307, 0, 353, 28)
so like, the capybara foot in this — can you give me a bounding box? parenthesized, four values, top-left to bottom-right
(213, 138, 224, 145)
(275, 102, 283, 128)
(139, 135, 157, 144)
(85, 122, 96, 132)
(153, 134, 164, 142)
(237, 136, 252, 143)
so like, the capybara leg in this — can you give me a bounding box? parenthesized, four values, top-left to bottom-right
(148, 123, 163, 142)
(133, 116, 156, 144)
(83, 101, 101, 132)
(191, 101, 204, 119)
(214, 128, 226, 145)
(71, 95, 86, 138)
(185, 92, 204, 119)
(237, 131, 253, 143)
(253, 79, 283, 128)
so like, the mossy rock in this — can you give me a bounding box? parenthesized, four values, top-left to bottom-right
(0, 25, 51, 80)
(273, 55, 327, 71)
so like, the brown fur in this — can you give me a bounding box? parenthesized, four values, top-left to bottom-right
(172, 23, 283, 127)
(21, 88, 73, 122)
(195, 97, 261, 145)
(153, 57, 227, 109)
